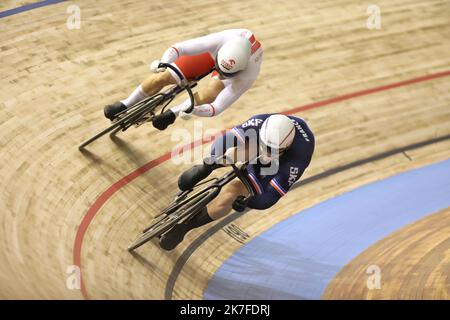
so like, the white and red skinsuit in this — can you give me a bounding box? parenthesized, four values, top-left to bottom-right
(161, 29, 263, 117)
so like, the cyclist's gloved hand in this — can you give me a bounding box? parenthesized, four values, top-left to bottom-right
(150, 60, 166, 73)
(232, 196, 248, 212)
(179, 110, 192, 120)
(179, 101, 194, 120)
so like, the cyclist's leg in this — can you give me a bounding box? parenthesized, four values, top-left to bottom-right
(177, 131, 239, 191)
(196, 77, 224, 104)
(206, 180, 248, 220)
(159, 206, 212, 251)
(159, 179, 248, 251)
(104, 71, 176, 120)
(153, 53, 216, 130)
(120, 71, 176, 108)
(170, 77, 224, 116)
(141, 70, 177, 97)
(168, 53, 215, 85)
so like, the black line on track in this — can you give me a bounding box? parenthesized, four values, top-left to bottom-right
(164, 133, 450, 299)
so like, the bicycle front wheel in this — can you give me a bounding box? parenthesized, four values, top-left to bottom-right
(78, 95, 164, 149)
(127, 186, 219, 251)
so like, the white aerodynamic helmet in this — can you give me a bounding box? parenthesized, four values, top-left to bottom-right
(216, 37, 251, 77)
(260, 114, 296, 151)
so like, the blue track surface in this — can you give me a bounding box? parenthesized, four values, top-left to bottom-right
(204, 158, 450, 299)
(0, 0, 66, 19)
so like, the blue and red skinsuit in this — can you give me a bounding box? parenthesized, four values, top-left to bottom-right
(210, 114, 315, 210)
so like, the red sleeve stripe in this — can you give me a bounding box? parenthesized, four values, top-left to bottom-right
(248, 173, 263, 195)
(270, 179, 286, 196)
(251, 41, 261, 55)
(171, 46, 180, 57)
(248, 34, 256, 44)
(210, 104, 216, 116)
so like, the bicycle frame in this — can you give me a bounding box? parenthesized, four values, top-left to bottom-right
(161, 160, 256, 219)
(141, 161, 255, 233)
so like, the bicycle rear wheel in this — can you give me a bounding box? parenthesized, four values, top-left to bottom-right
(127, 186, 219, 251)
(78, 95, 163, 149)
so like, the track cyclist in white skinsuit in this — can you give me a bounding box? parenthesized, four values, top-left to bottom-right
(104, 29, 263, 130)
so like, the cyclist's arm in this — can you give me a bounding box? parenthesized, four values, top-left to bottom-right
(208, 129, 252, 167)
(247, 160, 308, 210)
(172, 82, 249, 118)
(191, 82, 250, 117)
(207, 114, 264, 166)
(246, 184, 281, 210)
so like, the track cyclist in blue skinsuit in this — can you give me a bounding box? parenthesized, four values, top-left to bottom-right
(159, 113, 315, 250)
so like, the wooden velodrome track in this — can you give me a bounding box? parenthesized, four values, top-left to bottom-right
(0, 0, 449, 299)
